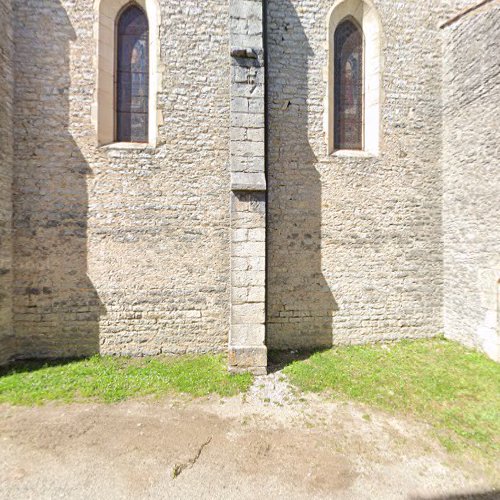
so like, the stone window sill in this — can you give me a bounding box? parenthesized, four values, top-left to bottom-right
(332, 149, 375, 158)
(100, 142, 155, 152)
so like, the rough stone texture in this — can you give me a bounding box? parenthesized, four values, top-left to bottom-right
(11, 0, 231, 358)
(266, 0, 470, 350)
(0, 0, 15, 365)
(229, 0, 267, 373)
(442, 1, 500, 361)
(0, 0, 498, 365)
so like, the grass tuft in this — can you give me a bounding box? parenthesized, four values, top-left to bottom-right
(282, 338, 500, 459)
(0, 354, 253, 405)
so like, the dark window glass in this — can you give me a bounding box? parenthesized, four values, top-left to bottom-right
(334, 20, 363, 150)
(117, 5, 149, 142)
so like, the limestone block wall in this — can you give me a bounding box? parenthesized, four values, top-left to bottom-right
(442, 1, 500, 361)
(12, 0, 231, 358)
(0, 0, 15, 364)
(7, 0, 498, 363)
(266, 0, 461, 349)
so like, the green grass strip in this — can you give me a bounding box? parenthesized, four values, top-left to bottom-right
(282, 337, 500, 459)
(0, 354, 253, 405)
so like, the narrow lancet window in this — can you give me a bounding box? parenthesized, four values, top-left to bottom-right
(334, 20, 363, 150)
(117, 5, 149, 142)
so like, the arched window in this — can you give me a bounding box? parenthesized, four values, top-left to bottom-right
(326, 0, 382, 156)
(116, 5, 149, 143)
(334, 19, 363, 151)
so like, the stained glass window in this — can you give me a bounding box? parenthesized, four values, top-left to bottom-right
(334, 20, 363, 150)
(117, 5, 149, 143)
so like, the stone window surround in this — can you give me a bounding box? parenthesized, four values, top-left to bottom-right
(93, 0, 162, 148)
(325, 0, 383, 157)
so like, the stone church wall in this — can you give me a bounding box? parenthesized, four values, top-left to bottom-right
(3, 0, 498, 363)
(12, 0, 231, 358)
(266, 0, 460, 349)
(0, 0, 15, 364)
(442, 1, 500, 360)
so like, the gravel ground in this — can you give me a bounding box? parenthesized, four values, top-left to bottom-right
(0, 372, 498, 499)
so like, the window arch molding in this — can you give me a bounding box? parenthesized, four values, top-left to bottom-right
(93, 0, 161, 146)
(326, 0, 383, 156)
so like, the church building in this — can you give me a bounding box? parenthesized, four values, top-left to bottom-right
(0, 0, 498, 373)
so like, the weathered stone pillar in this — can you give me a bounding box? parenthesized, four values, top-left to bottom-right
(0, 0, 14, 366)
(228, 0, 267, 374)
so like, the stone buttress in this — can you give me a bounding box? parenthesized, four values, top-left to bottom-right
(228, 0, 267, 374)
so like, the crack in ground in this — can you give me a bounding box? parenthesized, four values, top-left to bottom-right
(171, 436, 212, 479)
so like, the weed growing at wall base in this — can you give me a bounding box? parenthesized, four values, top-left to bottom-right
(282, 338, 500, 460)
(0, 354, 253, 405)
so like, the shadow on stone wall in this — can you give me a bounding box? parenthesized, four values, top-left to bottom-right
(266, 0, 337, 351)
(12, 0, 104, 359)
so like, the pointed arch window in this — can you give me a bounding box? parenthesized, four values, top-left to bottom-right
(116, 5, 149, 143)
(334, 19, 363, 151)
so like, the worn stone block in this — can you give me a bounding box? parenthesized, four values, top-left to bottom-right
(231, 172, 266, 191)
(228, 345, 267, 375)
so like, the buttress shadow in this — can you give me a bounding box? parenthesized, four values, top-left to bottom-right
(12, 0, 104, 359)
(266, 0, 338, 354)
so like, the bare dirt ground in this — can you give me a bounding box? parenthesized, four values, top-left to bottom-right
(0, 372, 498, 500)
